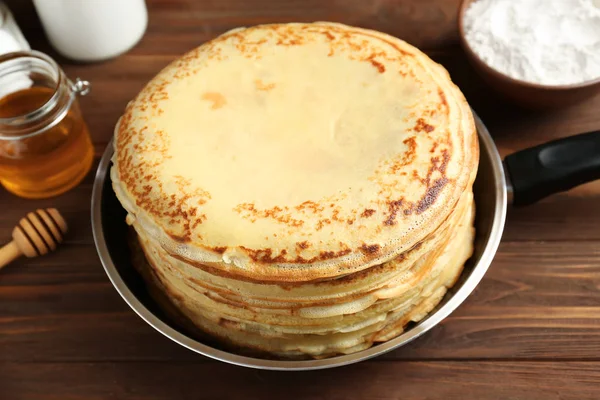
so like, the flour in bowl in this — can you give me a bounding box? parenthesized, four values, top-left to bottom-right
(463, 0, 600, 85)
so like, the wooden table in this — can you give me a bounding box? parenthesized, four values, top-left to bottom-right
(2, 1, 600, 398)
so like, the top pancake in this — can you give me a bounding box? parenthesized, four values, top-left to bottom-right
(112, 22, 478, 282)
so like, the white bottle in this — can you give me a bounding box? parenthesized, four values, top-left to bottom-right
(33, 0, 148, 62)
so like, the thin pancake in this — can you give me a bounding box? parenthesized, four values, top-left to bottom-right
(130, 197, 475, 356)
(112, 22, 478, 282)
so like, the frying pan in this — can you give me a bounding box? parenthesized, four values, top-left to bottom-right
(91, 112, 600, 370)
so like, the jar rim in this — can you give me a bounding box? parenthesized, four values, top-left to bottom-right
(0, 50, 63, 126)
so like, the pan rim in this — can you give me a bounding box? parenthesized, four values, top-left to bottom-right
(91, 112, 507, 370)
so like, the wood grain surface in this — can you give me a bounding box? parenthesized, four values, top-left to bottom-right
(2, 0, 600, 399)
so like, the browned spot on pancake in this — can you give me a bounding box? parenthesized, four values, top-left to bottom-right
(384, 199, 404, 226)
(296, 241, 310, 250)
(273, 26, 305, 47)
(430, 142, 438, 153)
(211, 246, 226, 255)
(367, 55, 385, 73)
(331, 208, 343, 222)
(347, 219, 354, 225)
(361, 209, 376, 218)
(317, 248, 352, 261)
(424, 108, 437, 117)
(359, 243, 381, 255)
(382, 136, 417, 176)
(296, 200, 324, 213)
(190, 215, 206, 229)
(423, 149, 450, 185)
(236, 245, 352, 266)
(254, 79, 276, 91)
(234, 203, 304, 227)
(403, 136, 417, 149)
(440, 149, 450, 171)
(437, 88, 448, 115)
(240, 247, 289, 263)
(316, 218, 331, 231)
(438, 88, 447, 106)
(201, 92, 227, 109)
(416, 177, 448, 214)
(393, 149, 451, 217)
(412, 170, 421, 182)
(277, 38, 302, 46)
(413, 118, 435, 133)
(299, 25, 336, 42)
(399, 149, 450, 215)
(323, 31, 335, 40)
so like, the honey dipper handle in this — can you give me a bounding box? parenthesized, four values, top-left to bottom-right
(0, 241, 22, 269)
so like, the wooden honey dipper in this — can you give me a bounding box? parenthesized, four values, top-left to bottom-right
(0, 208, 68, 269)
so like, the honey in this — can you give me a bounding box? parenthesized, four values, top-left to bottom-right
(0, 52, 94, 199)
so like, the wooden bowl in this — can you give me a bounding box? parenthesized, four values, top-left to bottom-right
(458, 0, 600, 109)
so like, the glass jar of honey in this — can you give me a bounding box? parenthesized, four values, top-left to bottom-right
(0, 51, 94, 198)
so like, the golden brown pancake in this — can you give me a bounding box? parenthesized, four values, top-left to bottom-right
(112, 22, 479, 359)
(112, 22, 478, 281)
(129, 193, 474, 357)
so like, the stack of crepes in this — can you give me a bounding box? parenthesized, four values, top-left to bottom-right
(111, 22, 479, 359)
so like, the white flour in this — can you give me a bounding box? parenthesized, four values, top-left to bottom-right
(463, 0, 600, 85)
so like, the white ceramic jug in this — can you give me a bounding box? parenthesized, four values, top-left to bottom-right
(33, 0, 147, 62)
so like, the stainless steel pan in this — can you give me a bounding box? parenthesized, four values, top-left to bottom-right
(91, 112, 600, 370)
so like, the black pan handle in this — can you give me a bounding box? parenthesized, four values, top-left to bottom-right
(504, 130, 600, 206)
